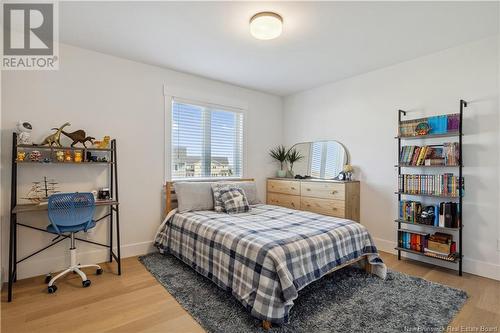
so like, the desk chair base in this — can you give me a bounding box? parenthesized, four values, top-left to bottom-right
(47, 233, 102, 294)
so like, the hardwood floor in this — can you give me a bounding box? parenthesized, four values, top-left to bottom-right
(2, 252, 499, 332)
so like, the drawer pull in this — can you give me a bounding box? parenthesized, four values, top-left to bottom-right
(306, 188, 311, 191)
(332, 207, 337, 211)
(291, 187, 296, 190)
(306, 204, 311, 207)
(291, 202, 295, 207)
(331, 190, 338, 194)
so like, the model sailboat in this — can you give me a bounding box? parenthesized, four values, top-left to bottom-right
(23, 177, 60, 204)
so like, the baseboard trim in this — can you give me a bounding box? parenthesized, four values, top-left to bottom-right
(8, 237, 500, 282)
(10, 240, 156, 281)
(373, 237, 500, 281)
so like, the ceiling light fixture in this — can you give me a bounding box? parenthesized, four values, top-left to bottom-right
(250, 12, 283, 40)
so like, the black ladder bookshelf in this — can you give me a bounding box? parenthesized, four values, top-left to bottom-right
(395, 100, 466, 276)
(7, 133, 122, 301)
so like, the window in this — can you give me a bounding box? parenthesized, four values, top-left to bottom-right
(171, 99, 244, 179)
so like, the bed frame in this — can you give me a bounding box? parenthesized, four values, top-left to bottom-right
(163, 179, 372, 330)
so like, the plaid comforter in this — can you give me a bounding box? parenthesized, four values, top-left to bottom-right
(155, 204, 386, 324)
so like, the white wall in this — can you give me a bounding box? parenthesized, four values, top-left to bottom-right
(283, 37, 500, 280)
(1, 44, 283, 279)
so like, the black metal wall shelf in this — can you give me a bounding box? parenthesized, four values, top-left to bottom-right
(395, 192, 460, 199)
(395, 164, 461, 168)
(394, 219, 459, 231)
(395, 132, 461, 140)
(15, 161, 114, 165)
(17, 144, 113, 152)
(395, 100, 466, 276)
(395, 247, 460, 264)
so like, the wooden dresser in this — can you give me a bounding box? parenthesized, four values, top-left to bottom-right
(266, 178, 360, 222)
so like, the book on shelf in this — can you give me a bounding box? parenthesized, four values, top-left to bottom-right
(397, 174, 463, 197)
(398, 113, 460, 137)
(399, 143, 459, 166)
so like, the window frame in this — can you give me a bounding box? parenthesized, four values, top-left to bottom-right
(168, 96, 246, 181)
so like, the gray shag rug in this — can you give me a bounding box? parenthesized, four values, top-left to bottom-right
(139, 253, 467, 333)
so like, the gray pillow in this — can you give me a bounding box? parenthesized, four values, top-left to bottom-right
(174, 182, 214, 213)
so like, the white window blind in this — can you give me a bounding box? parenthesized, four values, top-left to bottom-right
(310, 141, 343, 179)
(171, 99, 243, 179)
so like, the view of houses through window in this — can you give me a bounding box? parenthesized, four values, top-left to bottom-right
(171, 99, 243, 179)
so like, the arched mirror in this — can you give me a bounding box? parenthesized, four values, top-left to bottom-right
(290, 140, 349, 179)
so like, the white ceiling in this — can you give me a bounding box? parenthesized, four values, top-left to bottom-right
(60, 2, 499, 96)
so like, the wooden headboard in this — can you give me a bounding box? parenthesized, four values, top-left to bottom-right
(164, 178, 255, 215)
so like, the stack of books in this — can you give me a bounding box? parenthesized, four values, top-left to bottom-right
(399, 113, 460, 137)
(398, 174, 463, 196)
(399, 143, 459, 166)
(398, 230, 428, 252)
(399, 200, 422, 223)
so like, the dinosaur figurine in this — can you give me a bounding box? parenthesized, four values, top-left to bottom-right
(57, 129, 95, 148)
(40, 122, 71, 147)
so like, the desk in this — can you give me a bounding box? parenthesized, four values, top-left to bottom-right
(8, 200, 122, 302)
(8, 133, 121, 302)
(13, 199, 119, 213)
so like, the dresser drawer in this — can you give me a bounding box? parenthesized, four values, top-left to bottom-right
(300, 197, 345, 218)
(267, 179, 300, 195)
(267, 193, 300, 210)
(300, 182, 345, 200)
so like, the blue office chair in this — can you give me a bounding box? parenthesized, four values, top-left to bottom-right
(46, 192, 103, 294)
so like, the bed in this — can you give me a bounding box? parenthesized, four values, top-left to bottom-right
(155, 180, 386, 328)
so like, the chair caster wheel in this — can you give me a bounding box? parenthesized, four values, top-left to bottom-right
(48, 285, 57, 294)
(45, 275, 52, 284)
(82, 280, 91, 288)
(96, 268, 103, 275)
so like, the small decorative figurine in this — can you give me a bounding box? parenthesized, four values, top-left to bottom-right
(43, 157, 51, 163)
(343, 164, 354, 181)
(74, 150, 83, 163)
(64, 150, 72, 162)
(93, 136, 111, 149)
(58, 128, 95, 147)
(55, 150, 64, 162)
(17, 151, 26, 161)
(16, 121, 33, 145)
(39, 122, 71, 147)
(29, 150, 42, 162)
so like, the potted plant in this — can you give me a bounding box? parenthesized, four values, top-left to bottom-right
(286, 148, 304, 177)
(269, 145, 288, 178)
